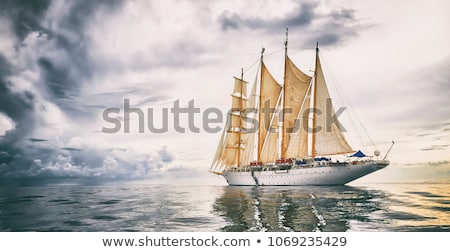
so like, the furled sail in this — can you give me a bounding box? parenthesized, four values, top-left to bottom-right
(282, 57, 312, 158)
(312, 55, 353, 156)
(258, 62, 282, 162)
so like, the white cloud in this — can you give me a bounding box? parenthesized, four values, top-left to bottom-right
(0, 113, 15, 135)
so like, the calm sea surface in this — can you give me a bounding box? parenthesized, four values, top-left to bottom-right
(0, 181, 449, 231)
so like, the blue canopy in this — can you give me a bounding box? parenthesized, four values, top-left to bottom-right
(351, 150, 367, 157)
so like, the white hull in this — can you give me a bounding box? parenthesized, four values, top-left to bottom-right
(222, 161, 389, 186)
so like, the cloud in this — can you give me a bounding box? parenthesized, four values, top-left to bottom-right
(3, 0, 423, 184)
(375, 58, 450, 160)
(414, 60, 450, 128)
(0, 0, 123, 133)
(0, 54, 36, 142)
(392, 59, 450, 129)
(217, 1, 366, 48)
(421, 144, 449, 151)
(427, 160, 449, 166)
(85, 87, 169, 110)
(0, 140, 175, 182)
(61, 147, 82, 152)
(219, 2, 317, 31)
(0, 0, 182, 182)
(28, 137, 47, 142)
(158, 146, 174, 163)
(416, 133, 433, 137)
(0, 0, 52, 41)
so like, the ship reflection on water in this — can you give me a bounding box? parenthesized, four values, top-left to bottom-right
(213, 186, 389, 232)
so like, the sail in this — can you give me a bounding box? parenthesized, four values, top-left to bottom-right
(231, 77, 248, 111)
(283, 57, 312, 158)
(285, 84, 312, 158)
(260, 95, 282, 162)
(241, 75, 258, 165)
(210, 77, 249, 171)
(313, 55, 353, 156)
(233, 78, 248, 98)
(258, 62, 282, 161)
(223, 132, 239, 165)
(210, 125, 226, 171)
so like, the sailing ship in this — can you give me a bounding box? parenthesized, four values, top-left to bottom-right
(210, 32, 393, 186)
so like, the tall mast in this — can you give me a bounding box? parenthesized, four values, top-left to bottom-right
(311, 42, 319, 160)
(281, 28, 288, 158)
(257, 47, 265, 163)
(237, 68, 243, 167)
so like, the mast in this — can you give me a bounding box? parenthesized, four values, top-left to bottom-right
(237, 68, 244, 167)
(257, 47, 265, 163)
(311, 42, 319, 160)
(281, 28, 288, 158)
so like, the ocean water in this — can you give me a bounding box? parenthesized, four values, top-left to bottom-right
(0, 181, 449, 232)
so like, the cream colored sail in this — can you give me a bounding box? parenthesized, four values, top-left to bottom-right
(258, 62, 282, 161)
(260, 94, 282, 162)
(283, 57, 312, 158)
(313, 56, 353, 156)
(210, 77, 249, 171)
(210, 126, 226, 171)
(241, 75, 258, 165)
(223, 131, 239, 165)
(285, 83, 312, 158)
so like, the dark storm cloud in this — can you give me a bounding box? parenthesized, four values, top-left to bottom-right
(218, 2, 364, 48)
(0, 0, 52, 41)
(0, 140, 175, 182)
(305, 20, 359, 47)
(0, 0, 123, 117)
(28, 138, 47, 142)
(61, 147, 83, 152)
(3, 0, 120, 102)
(37, 57, 81, 100)
(0, 1, 121, 148)
(284, 2, 318, 27)
(0, 54, 36, 143)
(219, 2, 317, 31)
(35, 1, 122, 115)
(0, 0, 129, 181)
(0, 55, 35, 123)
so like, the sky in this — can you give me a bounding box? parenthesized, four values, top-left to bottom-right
(0, 0, 449, 185)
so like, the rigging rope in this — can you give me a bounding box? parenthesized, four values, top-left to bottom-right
(243, 48, 284, 74)
(320, 51, 378, 150)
